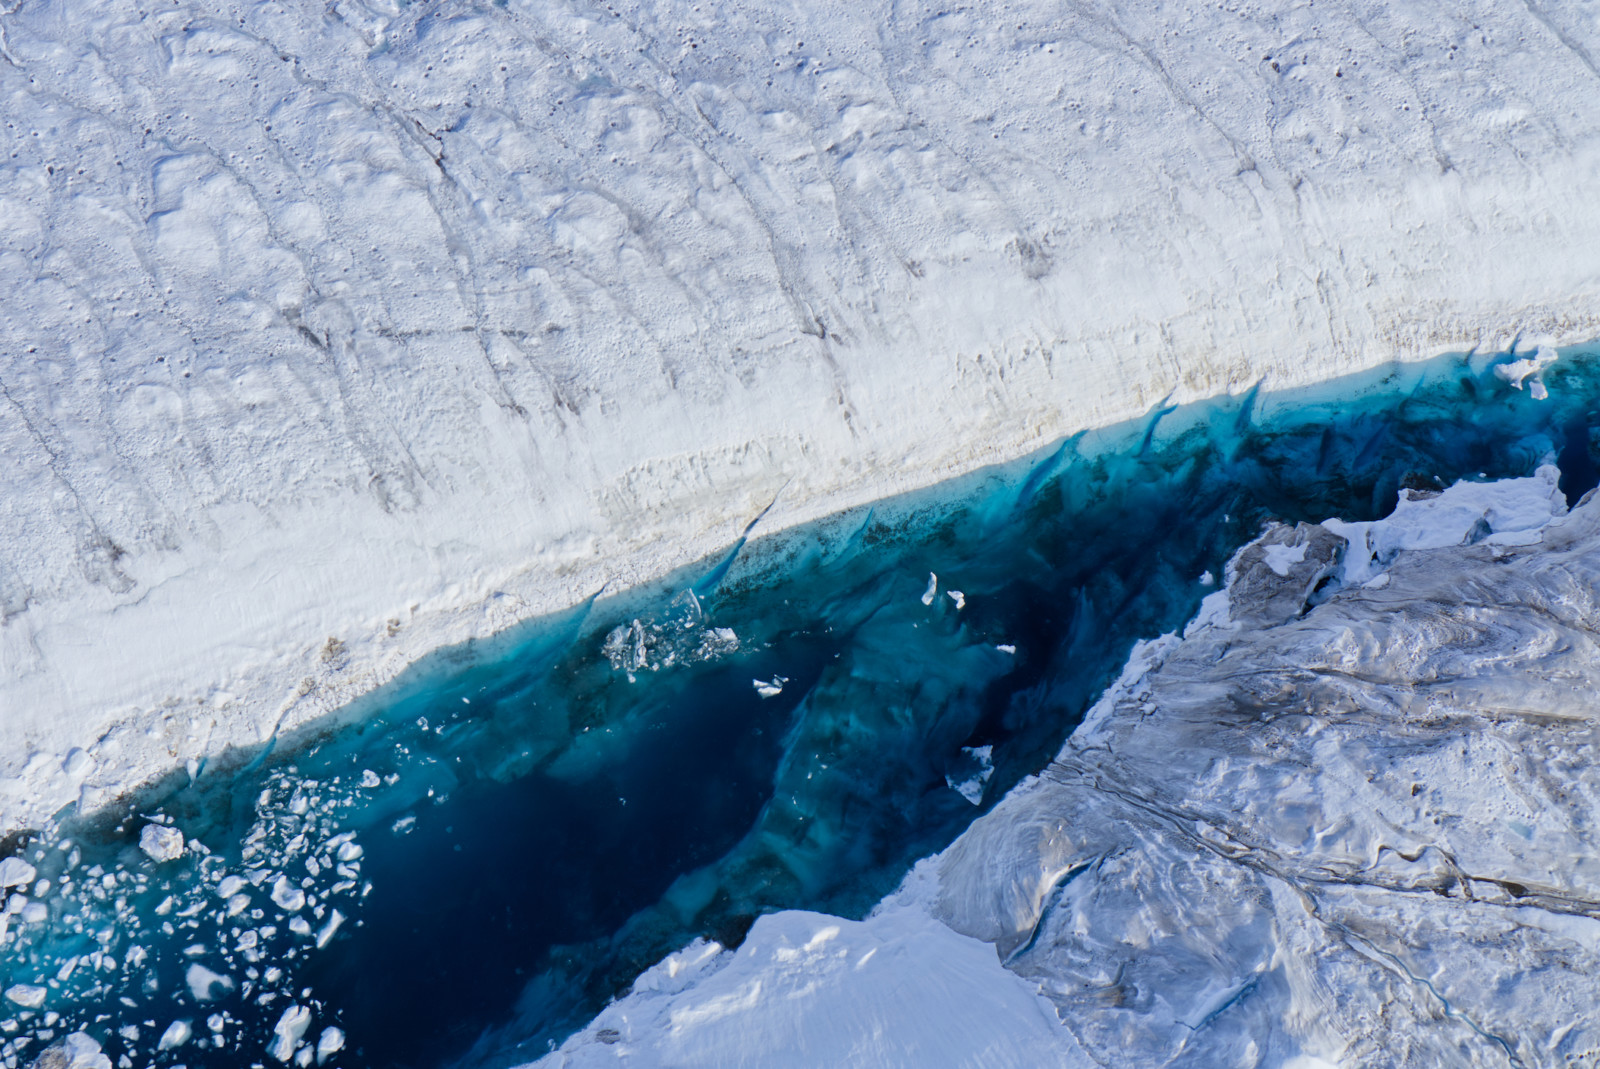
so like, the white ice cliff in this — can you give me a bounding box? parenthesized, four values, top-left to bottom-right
(5, 0, 1600, 824)
(542, 469, 1600, 1067)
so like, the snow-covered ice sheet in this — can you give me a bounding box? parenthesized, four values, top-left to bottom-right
(6, 0, 1600, 832)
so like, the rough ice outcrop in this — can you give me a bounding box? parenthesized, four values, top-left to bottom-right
(6, 0, 1600, 829)
(935, 470, 1600, 1066)
(548, 471, 1600, 1066)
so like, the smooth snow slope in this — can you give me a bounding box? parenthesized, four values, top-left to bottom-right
(544, 471, 1599, 1067)
(4, 0, 1600, 826)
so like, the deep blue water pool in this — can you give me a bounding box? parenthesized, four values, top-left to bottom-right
(3, 343, 1599, 1069)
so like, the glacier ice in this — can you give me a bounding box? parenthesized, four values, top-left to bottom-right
(4, 354, 1600, 1066)
(7, 0, 1600, 844)
(544, 475, 1600, 1066)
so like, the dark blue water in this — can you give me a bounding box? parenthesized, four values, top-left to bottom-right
(4, 344, 1599, 1069)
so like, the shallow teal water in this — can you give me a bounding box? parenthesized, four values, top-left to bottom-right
(2, 344, 1598, 1069)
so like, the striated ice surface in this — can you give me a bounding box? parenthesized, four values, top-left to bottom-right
(548, 472, 1600, 1066)
(7, 0, 1600, 840)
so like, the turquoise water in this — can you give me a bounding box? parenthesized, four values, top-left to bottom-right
(2, 345, 1598, 1068)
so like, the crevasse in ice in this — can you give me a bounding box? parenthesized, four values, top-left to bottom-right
(4, 345, 1600, 1068)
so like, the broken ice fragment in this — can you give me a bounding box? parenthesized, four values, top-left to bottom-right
(0, 858, 36, 888)
(185, 963, 234, 1002)
(921, 572, 938, 605)
(33, 1032, 110, 1069)
(157, 1019, 191, 1050)
(947, 589, 965, 610)
(1495, 344, 1558, 399)
(267, 1004, 311, 1063)
(753, 676, 788, 699)
(316, 1026, 344, 1065)
(944, 745, 995, 806)
(315, 910, 345, 949)
(139, 824, 185, 863)
(3, 984, 44, 1008)
(271, 876, 306, 912)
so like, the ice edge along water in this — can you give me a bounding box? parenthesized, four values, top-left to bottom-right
(7, 0, 1600, 840)
(4, 349, 1597, 1069)
(537, 465, 1586, 1069)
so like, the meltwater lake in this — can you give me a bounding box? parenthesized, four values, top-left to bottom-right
(3, 345, 1598, 1069)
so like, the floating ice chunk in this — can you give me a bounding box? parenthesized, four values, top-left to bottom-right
(996, 644, 1016, 654)
(267, 1005, 312, 1063)
(36, 1032, 111, 1069)
(947, 589, 966, 610)
(3, 984, 44, 1008)
(753, 676, 788, 699)
(1495, 344, 1559, 399)
(21, 901, 47, 924)
(315, 909, 345, 949)
(185, 963, 235, 1002)
(361, 770, 381, 788)
(335, 841, 362, 863)
(217, 875, 246, 899)
(290, 916, 312, 936)
(921, 573, 938, 605)
(271, 876, 306, 912)
(1199, 570, 1215, 586)
(140, 824, 185, 863)
(157, 1020, 191, 1050)
(5, 894, 23, 914)
(316, 1026, 345, 1064)
(0, 858, 36, 888)
(945, 745, 995, 805)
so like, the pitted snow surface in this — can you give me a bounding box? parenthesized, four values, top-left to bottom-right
(5, 0, 1600, 832)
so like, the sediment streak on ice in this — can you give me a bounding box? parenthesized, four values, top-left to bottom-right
(548, 473, 1600, 1066)
(5, 0, 1600, 828)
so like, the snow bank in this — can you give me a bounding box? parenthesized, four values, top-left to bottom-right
(538, 864, 1087, 1068)
(5, 0, 1600, 827)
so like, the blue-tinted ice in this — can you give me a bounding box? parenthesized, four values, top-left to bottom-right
(4, 345, 1600, 1068)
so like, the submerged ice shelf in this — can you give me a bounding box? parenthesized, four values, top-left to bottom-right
(6, 345, 1600, 1068)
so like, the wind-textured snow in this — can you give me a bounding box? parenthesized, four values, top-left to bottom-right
(550, 473, 1600, 1067)
(5, 0, 1600, 827)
